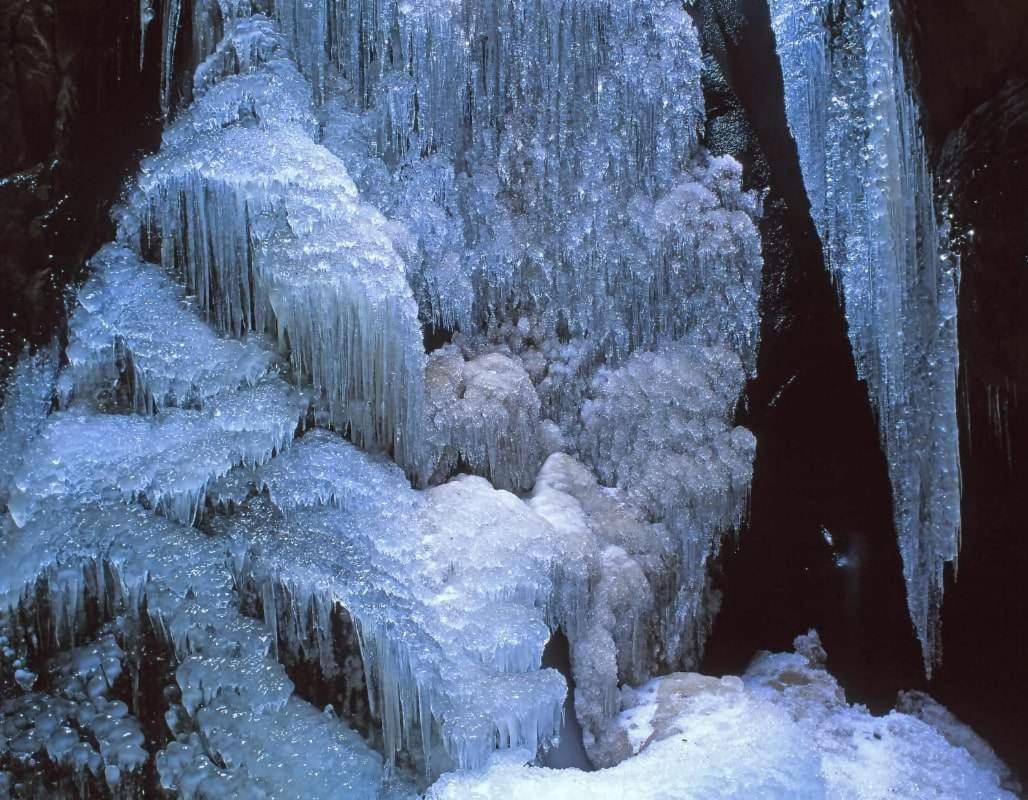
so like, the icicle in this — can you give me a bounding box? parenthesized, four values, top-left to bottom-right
(140, 0, 155, 70)
(771, 0, 963, 673)
(160, 0, 182, 117)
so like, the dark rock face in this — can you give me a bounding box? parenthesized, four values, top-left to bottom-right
(894, 0, 1028, 776)
(693, 0, 924, 705)
(0, 0, 163, 374)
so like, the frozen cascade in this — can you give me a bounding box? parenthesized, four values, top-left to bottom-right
(310, 2, 762, 372)
(135, 19, 426, 472)
(0, 501, 393, 797)
(770, 0, 962, 672)
(0, 0, 783, 794)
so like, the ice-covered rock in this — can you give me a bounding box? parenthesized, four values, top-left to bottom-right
(0, 499, 391, 799)
(0, 633, 148, 794)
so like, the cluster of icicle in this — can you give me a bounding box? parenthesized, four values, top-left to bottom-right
(0, 0, 766, 793)
(770, 0, 962, 674)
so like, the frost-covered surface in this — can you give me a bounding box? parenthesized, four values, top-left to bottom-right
(424, 347, 542, 492)
(579, 343, 756, 667)
(428, 634, 1018, 799)
(65, 244, 276, 413)
(771, 0, 963, 672)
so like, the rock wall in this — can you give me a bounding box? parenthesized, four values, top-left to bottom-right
(0, 0, 163, 374)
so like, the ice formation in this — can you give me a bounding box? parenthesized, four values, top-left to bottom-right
(1, 633, 148, 795)
(424, 347, 542, 492)
(429, 634, 1018, 799)
(212, 435, 571, 775)
(0, 343, 58, 509)
(65, 244, 276, 414)
(770, 0, 963, 672)
(137, 17, 426, 471)
(579, 343, 756, 667)
(0, 500, 397, 798)
(5, 0, 1000, 795)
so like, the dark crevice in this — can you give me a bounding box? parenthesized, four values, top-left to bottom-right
(540, 629, 594, 771)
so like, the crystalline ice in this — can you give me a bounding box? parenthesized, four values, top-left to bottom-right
(311, 1, 762, 374)
(0, 633, 149, 793)
(578, 342, 756, 666)
(133, 50, 425, 471)
(8, 377, 307, 527)
(0, 501, 389, 799)
(217, 433, 570, 776)
(65, 243, 276, 413)
(770, 0, 962, 672)
(424, 347, 542, 491)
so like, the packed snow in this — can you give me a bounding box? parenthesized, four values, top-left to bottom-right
(428, 633, 1018, 799)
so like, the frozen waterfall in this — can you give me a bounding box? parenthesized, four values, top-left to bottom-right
(0, 0, 1009, 797)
